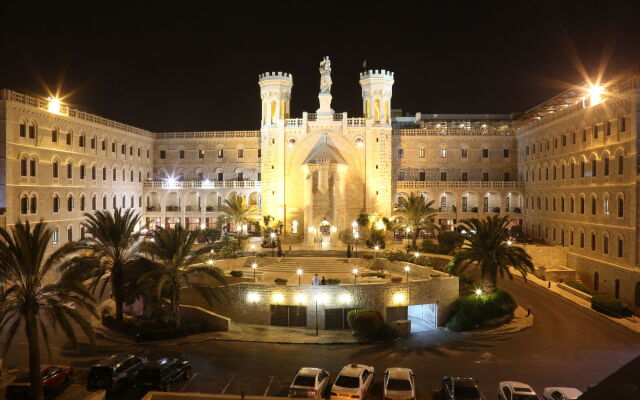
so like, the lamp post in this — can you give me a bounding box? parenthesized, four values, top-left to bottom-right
(353, 232, 359, 258)
(297, 268, 303, 286)
(250, 244, 256, 256)
(352, 268, 358, 285)
(414, 251, 420, 264)
(270, 232, 276, 257)
(404, 265, 410, 282)
(405, 227, 411, 250)
(251, 263, 258, 281)
(374, 245, 380, 258)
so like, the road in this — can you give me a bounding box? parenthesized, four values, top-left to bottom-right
(2, 276, 640, 399)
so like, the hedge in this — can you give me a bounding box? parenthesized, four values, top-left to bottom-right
(347, 309, 395, 341)
(564, 280, 594, 296)
(445, 289, 517, 331)
(230, 270, 244, 277)
(591, 294, 632, 318)
(103, 316, 208, 341)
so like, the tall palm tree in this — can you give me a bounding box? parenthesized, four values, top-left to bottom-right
(81, 209, 142, 322)
(137, 226, 227, 327)
(0, 221, 96, 400)
(394, 192, 439, 249)
(218, 193, 259, 234)
(447, 215, 534, 291)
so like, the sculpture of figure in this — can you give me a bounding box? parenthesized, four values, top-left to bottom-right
(319, 56, 332, 94)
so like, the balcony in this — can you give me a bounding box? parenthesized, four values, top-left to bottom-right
(396, 181, 524, 190)
(165, 206, 181, 212)
(144, 180, 262, 190)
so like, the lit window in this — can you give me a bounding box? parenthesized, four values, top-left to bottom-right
(419, 148, 425, 158)
(440, 148, 446, 158)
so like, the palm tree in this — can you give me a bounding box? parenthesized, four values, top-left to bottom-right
(81, 208, 142, 322)
(218, 193, 259, 234)
(0, 221, 96, 400)
(447, 215, 534, 291)
(137, 226, 227, 327)
(394, 192, 439, 249)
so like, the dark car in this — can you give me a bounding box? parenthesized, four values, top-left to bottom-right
(442, 376, 486, 400)
(5, 366, 73, 399)
(86, 354, 146, 392)
(135, 357, 192, 391)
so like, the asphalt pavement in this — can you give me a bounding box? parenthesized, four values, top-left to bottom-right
(2, 276, 640, 400)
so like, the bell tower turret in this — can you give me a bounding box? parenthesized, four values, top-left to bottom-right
(359, 69, 394, 124)
(258, 72, 293, 127)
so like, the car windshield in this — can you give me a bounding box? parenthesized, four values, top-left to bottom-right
(137, 369, 160, 381)
(293, 375, 316, 387)
(513, 395, 538, 400)
(455, 385, 481, 398)
(335, 375, 360, 388)
(387, 379, 412, 391)
(89, 366, 113, 378)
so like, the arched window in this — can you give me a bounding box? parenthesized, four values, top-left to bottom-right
(52, 160, 59, 178)
(604, 157, 609, 175)
(20, 157, 27, 177)
(79, 163, 85, 179)
(579, 231, 584, 248)
(52, 228, 59, 245)
(67, 161, 73, 178)
(102, 195, 107, 210)
(112, 195, 117, 209)
(30, 195, 37, 214)
(591, 232, 596, 251)
(614, 279, 620, 299)
(617, 237, 623, 258)
(617, 197, 624, 218)
(618, 155, 624, 174)
(92, 195, 97, 211)
(603, 235, 609, 255)
(53, 195, 60, 213)
(67, 195, 74, 212)
(67, 226, 73, 242)
(591, 196, 597, 215)
(29, 158, 37, 177)
(91, 165, 96, 180)
(20, 194, 28, 214)
(570, 197, 575, 213)
(80, 194, 86, 211)
(579, 196, 585, 214)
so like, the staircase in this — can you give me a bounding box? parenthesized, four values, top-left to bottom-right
(260, 257, 350, 274)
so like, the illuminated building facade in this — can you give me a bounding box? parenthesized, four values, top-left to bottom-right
(0, 61, 638, 306)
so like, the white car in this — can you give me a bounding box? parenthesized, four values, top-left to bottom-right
(498, 381, 540, 400)
(330, 363, 374, 400)
(542, 387, 582, 400)
(383, 368, 415, 400)
(289, 367, 331, 398)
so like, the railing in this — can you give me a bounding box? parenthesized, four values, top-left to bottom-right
(307, 113, 317, 121)
(2, 89, 153, 137)
(396, 181, 524, 189)
(155, 130, 260, 139)
(165, 206, 181, 212)
(144, 180, 262, 189)
(333, 113, 344, 121)
(347, 118, 366, 127)
(285, 118, 304, 127)
(394, 128, 516, 137)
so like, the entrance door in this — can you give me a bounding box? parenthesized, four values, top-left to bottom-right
(270, 305, 307, 327)
(319, 221, 331, 250)
(325, 308, 359, 330)
(408, 304, 438, 332)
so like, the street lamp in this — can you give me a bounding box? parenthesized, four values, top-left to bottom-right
(405, 227, 411, 249)
(374, 245, 380, 258)
(404, 265, 410, 282)
(352, 268, 358, 285)
(475, 288, 483, 296)
(250, 244, 256, 256)
(251, 263, 258, 281)
(353, 232, 359, 258)
(414, 251, 420, 263)
(297, 268, 303, 285)
(506, 239, 513, 246)
(270, 232, 276, 257)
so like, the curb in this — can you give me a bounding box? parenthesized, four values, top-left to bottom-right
(469, 306, 535, 336)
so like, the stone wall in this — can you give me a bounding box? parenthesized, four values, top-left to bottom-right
(523, 244, 569, 268)
(179, 305, 230, 331)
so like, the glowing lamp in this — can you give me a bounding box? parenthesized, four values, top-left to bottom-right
(351, 221, 358, 228)
(270, 232, 276, 238)
(587, 85, 604, 106)
(315, 293, 329, 305)
(414, 252, 420, 258)
(247, 292, 260, 303)
(47, 97, 62, 115)
(404, 265, 411, 272)
(272, 293, 284, 304)
(475, 288, 483, 296)
(354, 232, 359, 239)
(294, 293, 307, 304)
(338, 293, 352, 304)
(352, 268, 358, 275)
(206, 259, 214, 265)
(392, 292, 406, 304)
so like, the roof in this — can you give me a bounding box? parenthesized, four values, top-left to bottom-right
(94, 353, 135, 367)
(502, 381, 536, 393)
(450, 377, 477, 386)
(303, 139, 347, 165)
(385, 368, 413, 379)
(544, 387, 582, 397)
(297, 367, 323, 376)
(340, 364, 371, 377)
(142, 357, 178, 370)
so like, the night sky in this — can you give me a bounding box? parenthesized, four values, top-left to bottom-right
(2, 1, 639, 132)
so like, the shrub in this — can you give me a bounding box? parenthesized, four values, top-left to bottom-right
(326, 278, 341, 285)
(274, 278, 288, 285)
(591, 294, 632, 317)
(421, 239, 441, 254)
(230, 270, 244, 277)
(445, 289, 517, 331)
(363, 254, 374, 260)
(102, 316, 207, 341)
(390, 277, 403, 283)
(383, 249, 408, 262)
(437, 231, 465, 254)
(565, 280, 594, 296)
(347, 309, 395, 341)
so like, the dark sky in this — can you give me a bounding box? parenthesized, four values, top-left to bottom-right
(2, 1, 639, 132)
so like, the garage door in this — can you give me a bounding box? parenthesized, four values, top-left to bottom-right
(325, 308, 359, 330)
(270, 305, 307, 327)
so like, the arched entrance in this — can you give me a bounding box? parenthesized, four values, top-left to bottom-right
(319, 220, 331, 250)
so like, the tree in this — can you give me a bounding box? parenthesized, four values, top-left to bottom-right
(81, 209, 142, 322)
(218, 193, 259, 234)
(0, 221, 96, 400)
(137, 226, 226, 327)
(447, 215, 534, 292)
(394, 193, 439, 249)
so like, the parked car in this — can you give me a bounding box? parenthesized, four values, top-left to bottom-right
(5, 366, 73, 399)
(498, 382, 540, 400)
(86, 353, 146, 392)
(330, 364, 375, 400)
(288, 367, 331, 398)
(383, 368, 415, 400)
(542, 387, 582, 400)
(135, 357, 192, 391)
(442, 376, 485, 400)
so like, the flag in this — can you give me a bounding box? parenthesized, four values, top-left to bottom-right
(362, 59, 367, 69)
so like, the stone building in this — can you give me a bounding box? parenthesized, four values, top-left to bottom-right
(0, 58, 638, 307)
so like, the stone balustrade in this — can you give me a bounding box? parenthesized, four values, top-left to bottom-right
(144, 180, 262, 189)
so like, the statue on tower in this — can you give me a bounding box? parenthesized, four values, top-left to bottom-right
(319, 56, 332, 94)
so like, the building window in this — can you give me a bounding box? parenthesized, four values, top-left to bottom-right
(113, 196, 117, 209)
(580, 197, 585, 214)
(482, 172, 489, 181)
(160, 150, 166, 159)
(419, 171, 426, 181)
(419, 148, 425, 158)
(179, 150, 185, 159)
(80, 195, 85, 211)
(579, 232, 584, 248)
(238, 149, 244, 158)
(461, 148, 468, 158)
(20, 195, 28, 214)
(591, 197, 596, 215)
(619, 117, 626, 132)
(28, 124, 36, 139)
(218, 149, 224, 158)
(562, 135, 566, 146)
(482, 148, 489, 158)
(20, 158, 27, 177)
(593, 125, 598, 139)
(561, 197, 565, 212)
(618, 155, 624, 174)
(461, 172, 467, 181)
(52, 161, 59, 178)
(603, 236, 609, 254)
(91, 137, 96, 149)
(503, 149, 509, 158)
(580, 161, 585, 177)
(67, 226, 73, 242)
(397, 149, 404, 158)
(439, 171, 447, 181)
(121, 144, 126, 154)
(603, 197, 609, 216)
(79, 135, 85, 147)
(199, 150, 204, 158)
(67, 162, 73, 179)
(67, 133, 72, 145)
(101, 140, 106, 151)
(617, 198, 624, 218)
(582, 129, 586, 142)
(440, 148, 446, 158)
(111, 142, 116, 153)
(53, 195, 60, 213)
(19, 123, 26, 137)
(91, 166, 96, 180)
(617, 238, 623, 257)
(53, 228, 59, 245)
(604, 157, 609, 175)
(258, 149, 261, 158)
(217, 172, 223, 181)
(103, 196, 107, 209)
(67, 196, 74, 212)
(397, 172, 404, 181)
(605, 121, 611, 136)
(113, 169, 116, 181)
(570, 163, 575, 178)
(92, 196, 97, 211)
(591, 233, 596, 251)
(237, 172, 244, 181)
(591, 159, 596, 177)
(570, 198, 575, 213)
(52, 129, 58, 142)
(29, 159, 36, 177)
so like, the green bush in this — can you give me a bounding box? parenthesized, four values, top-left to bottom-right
(363, 254, 374, 260)
(591, 294, 632, 317)
(384, 250, 408, 262)
(565, 280, 594, 295)
(102, 316, 207, 341)
(274, 278, 288, 285)
(230, 270, 244, 277)
(437, 231, 465, 254)
(326, 278, 341, 285)
(347, 309, 395, 340)
(445, 289, 517, 331)
(421, 239, 441, 254)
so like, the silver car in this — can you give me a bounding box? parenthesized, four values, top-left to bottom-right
(289, 367, 331, 398)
